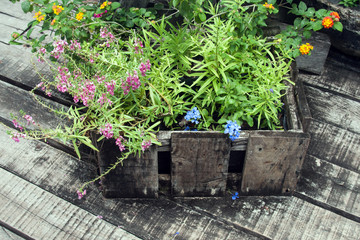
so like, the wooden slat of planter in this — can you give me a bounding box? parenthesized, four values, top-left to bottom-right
(171, 132, 230, 197)
(241, 131, 310, 195)
(97, 139, 158, 198)
(295, 79, 312, 133)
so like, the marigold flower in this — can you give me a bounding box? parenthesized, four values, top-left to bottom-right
(330, 12, 340, 21)
(34, 11, 45, 22)
(76, 12, 84, 21)
(263, 2, 275, 9)
(51, 19, 56, 26)
(52, 4, 64, 15)
(299, 43, 314, 55)
(322, 16, 334, 29)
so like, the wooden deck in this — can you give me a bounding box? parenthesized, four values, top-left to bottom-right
(1, 2, 360, 239)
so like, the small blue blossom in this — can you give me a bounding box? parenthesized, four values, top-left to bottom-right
(269, 88, 274, 93)
(184, 126, 190, 131)
(224, 120, 241, 141)
(185, 107, 201, 124)
(232, 192, 239, 200)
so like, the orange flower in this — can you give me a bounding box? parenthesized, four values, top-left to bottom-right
(52, 4, 64, 15)
(299, 43, 314, 55)
(100, 1, 108, 9)
(330, 12, 340, 22)
(263, 2, 275, 9)
(322, 16, 334, 29)
(51, 19, 56, 26)
(34, 11, 45, 22)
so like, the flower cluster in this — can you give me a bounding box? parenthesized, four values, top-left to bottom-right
(34, 11, 45, 22)
(12, 119, 23, 131)
(100, 27, 115, 47)
(185, 107, 201, 124)
(141, 140, 152, 151)
(24, 115, 35, 125)
(51, 39, 68, 59)
(97, 93, 112, 107)
(121, 71, 141, 95)
(76, 189, 86, 200)
(76, 12, 84, 21)
(94, 10, 108, 18)
(56, 67, 72, 93)
(224, 120, 241, 141)
(115, 136, 126, 152)
(69, 40, 81, 51)
(77, 79, 96, 106)
(299, 43, 314, 55)
(100, 1, 112, 9)
(263, 2, 275, 9)
(139, 60, 151, 77)
(105, 80, 116, 95)
(99, 123, 114, 139)
(11, 132, 26, 143)
(322, 12, 340, 29)
(52, 4, 64, 15)
(134, 39, 144, 54)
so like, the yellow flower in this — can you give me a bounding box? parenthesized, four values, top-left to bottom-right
(299, 43, 314, 55)
(263, 2, 275, 9)
(51, 19, 56, 26)
(100, 1, 108, 9)
(34, 11, 45, 22)
(310, 18, 315, 22)
(322, 16, 334, 29)
(52, 3, 64, 15)
(76, 12, 84, 21)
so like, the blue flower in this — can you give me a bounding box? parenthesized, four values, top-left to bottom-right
(224, 120, 241, 141)
(232, 192, 239, 200)
(184, 126, 190, 131)
(269, 88, 274, 93)
(185, 107, 201, 124)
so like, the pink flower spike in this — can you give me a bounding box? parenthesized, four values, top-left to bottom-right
(97, 215, 103, 219)
(77, 189, 87, 200)
(141, 140, 152, 152)
(24, 115, 35, 125)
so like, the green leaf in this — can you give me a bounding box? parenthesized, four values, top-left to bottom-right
(9, 41, 23, 46)
(312, 21, 323, 31)
(303, 30, 311, 39)
(111, 2, 121, 9)
(198, 12, 206, 22)
(26, 28, 34, 38)
(333, 22, 343, 32)
(21, 0, 31, 13)
(298, 1, 307, 13)
(72, 140, 81, 159)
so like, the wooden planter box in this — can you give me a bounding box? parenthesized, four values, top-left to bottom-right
(97, 67, 312, 198)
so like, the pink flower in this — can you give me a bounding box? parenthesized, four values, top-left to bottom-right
(139, 60, 151, 77)
(134, 39, 143, 54)
(115, 136, 126, 152)
(121, 71, 140, 95)
(12, 119, 23, 131)
(99, 123, 113, 139)
(105, 80, 116, 95)
(69, 40, 81, 50)
(77, 189, 87, 200)
(97, 215, 103, 219)
(39, 47, 46, 54)
(141, 140, 152, 151)
(51, 39, 68, 59)
(11, 132, 26, 143)
(24, 115, 35, 125)
(97, 93, 112, 107)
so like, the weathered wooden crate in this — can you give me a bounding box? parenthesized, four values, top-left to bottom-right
(97, 66, 312, 198)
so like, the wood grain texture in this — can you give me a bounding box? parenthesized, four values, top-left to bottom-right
(242, 131, 310, 195)
(307, 119, 360, 173)
(304, 84, 360, 134)
(297, 154, 360, 218)
(0, 168, 141, 240)
(177, 195, 360, 240)
(97, 138, 159, 198)
(0, 124, 263, 239)
(171, 132, 231, 197)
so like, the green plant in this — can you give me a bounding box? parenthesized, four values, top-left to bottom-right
(339, 0, 359, 7)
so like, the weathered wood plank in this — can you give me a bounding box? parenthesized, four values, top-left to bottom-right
(97, 138, 159, 198)
(178, 196, 360, 239)
(297, 154, 360, 218)
(0, 124, 264, 239)
(0, 168, 141, 240)
(171, 132, 231, 197)
(304, 84, 360, 134)
(0, 2, 37, 22)
(299, 52, 360, 102)
(307, 119, 360, 173)
(242, 131, 310, 195)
